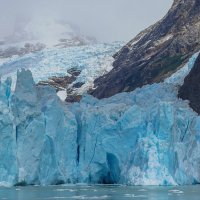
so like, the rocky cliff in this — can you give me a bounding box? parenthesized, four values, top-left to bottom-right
(179, 53, 200, 114)
(91, 0, 200, 98)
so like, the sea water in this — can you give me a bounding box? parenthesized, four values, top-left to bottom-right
(0, 185, 200, 200)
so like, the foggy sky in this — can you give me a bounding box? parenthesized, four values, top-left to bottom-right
(0, 0, 173, 42)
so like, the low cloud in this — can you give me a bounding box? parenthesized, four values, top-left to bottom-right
(0, 0, 173, 42)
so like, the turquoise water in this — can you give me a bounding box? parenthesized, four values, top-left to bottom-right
(0, 185, 200, 200)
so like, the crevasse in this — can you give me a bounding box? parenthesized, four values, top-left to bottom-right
(0, 53, 200, 186)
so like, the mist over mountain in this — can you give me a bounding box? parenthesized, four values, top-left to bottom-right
(0, 0, 173, 42)
(0, 17, 97, 59)
(2, 17, 97, 47)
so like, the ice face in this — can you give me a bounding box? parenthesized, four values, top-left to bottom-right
(0, 77, 17, 186)
(0, 53, 200, 186)
(0, 69, 78, 186)
(73, 84, 199, 185)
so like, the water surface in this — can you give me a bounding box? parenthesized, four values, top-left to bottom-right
(0, 185, 200, 200)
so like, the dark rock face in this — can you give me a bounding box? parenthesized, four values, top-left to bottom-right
(37, 68, 81, 91)
(37, 68, 84, 103)
(55, 36, 97, 48)
(65, 95, 82, 103)
(0, 43, 45, 58)
(91, 0, 200, 99)
(178, 53, 200, 114)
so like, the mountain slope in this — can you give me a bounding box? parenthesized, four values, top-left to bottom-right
(178, 53, 200, 114)
(91, 0, 200, 99)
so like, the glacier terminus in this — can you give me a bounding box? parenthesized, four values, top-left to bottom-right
(0, 48, 200, 186)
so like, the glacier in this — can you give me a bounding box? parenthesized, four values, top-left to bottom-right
(0, 52, 200, 186)
(0, 42, 123, 91)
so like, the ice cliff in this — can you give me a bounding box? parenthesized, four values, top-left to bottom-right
(0, 53, 200, 186)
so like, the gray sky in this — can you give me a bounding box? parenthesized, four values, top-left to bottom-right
(0, 0, 173, 42)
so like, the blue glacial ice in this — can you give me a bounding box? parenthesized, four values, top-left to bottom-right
(0, 52, 200, 186)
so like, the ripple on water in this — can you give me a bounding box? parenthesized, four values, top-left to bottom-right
(138, 189, 147, 192)
(124, 194, 147, 198)
(43, 195, 110, 200)
(55, 189, 78, 192)
(169, 189, 184, 194)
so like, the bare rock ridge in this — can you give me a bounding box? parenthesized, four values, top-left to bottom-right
(38, 68, 81, 91)
(37, 68, 83, 102)
(178, 53, 200, 114)
(91, 0, 200, 99)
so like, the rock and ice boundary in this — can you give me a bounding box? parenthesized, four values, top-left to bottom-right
(1, 54, 200, 186)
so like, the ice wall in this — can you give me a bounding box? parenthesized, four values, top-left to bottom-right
(0, 69, 78, 186)
(0, 54, 200, 186)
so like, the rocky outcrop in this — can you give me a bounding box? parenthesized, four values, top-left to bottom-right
(0, 43, 45, 59)
(37, 68, 83, 103)
(38, 68, 81, 91)
(91, 0, 200, 99)
(178, 53, 200, 114)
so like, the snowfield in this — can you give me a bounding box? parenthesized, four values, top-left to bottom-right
(0, 42, 123, 94)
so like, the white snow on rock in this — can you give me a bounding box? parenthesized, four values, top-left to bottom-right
(2, 17, 96, 49)
(154, 34, 174, 46)
(57, 90, 67, 101)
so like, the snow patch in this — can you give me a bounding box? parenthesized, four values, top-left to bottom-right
(57, 90, 67, 101)
(154, 34, 173, 46)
